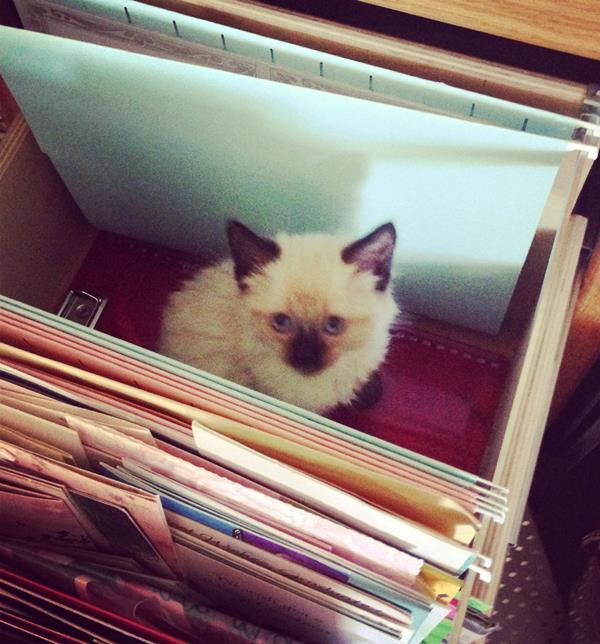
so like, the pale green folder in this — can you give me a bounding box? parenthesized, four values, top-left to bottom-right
(0, 25, 569, 333)
(22, 0, 583, 140)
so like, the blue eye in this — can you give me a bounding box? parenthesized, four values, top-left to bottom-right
(323, 316, 344, 335)
(271, 312, 292, 333)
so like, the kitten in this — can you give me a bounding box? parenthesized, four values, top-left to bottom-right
(159, 220, 398, 414)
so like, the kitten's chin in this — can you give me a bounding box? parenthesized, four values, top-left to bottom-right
(289, 365, 326, 377)
(349, 371, 384, 410)
(254, 358, 365, 415)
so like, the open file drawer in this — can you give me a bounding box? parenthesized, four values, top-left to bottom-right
(0, 0, 598, 641)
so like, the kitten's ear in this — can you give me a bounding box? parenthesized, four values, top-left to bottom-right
(341, 223, 396, 291)
(227, 220, 281, 288)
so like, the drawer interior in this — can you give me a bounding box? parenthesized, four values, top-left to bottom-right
(0, 6, 596, 621)
(0, 107, 581, 482)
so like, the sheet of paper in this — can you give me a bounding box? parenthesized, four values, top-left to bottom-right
(0, 545, 277, 644)
(0, 562, 187, 644)
(66, 414, 424, 583)
(0, 312, 505, 508)
(0, 483, 94, 550)
(169, 522, 412, 630)
(189, 423, 475, 575)
(68, 490, 167, 572)
(175, 541, 407, 644)
(0, 403, 89, 468)
(107, 460, 344, 556)
(0, 423, 75, 465)
(0, 317, 487, 517)
(156, 439, 281, 497)
(174, 530, 410, 639)
(0, 26, 568, 332)
(0, 439, 179, 578)
(0, 297, 504, 492)
(0, 393, 156, 446)
(167, 511, 436, 631)
(101, 461, 411, 602)
(0, 465, 110, 550)
(187, 417, 479, 543)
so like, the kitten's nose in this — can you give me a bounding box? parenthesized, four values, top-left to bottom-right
(287, 327, 326, 374)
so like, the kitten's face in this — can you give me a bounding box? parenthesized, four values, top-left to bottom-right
(227, 221, 396, 377)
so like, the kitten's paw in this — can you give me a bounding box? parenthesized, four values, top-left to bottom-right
(351, 371, 383, 410)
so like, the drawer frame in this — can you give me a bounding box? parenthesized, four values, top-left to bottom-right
(1, 2, 598, 639)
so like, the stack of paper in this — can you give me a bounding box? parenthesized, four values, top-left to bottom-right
(0, 294, 506, 642)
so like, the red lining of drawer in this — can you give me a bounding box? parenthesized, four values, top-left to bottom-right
(70, 232, 508, 474)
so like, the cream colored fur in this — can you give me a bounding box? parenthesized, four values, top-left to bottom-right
(159, 232, 398, 414)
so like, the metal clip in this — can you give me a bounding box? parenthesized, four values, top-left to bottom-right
(57, 290, 107, 329)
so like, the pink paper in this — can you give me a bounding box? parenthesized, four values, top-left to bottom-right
(0, 438, 180, 579)
(0, 310, 479, 510)
(67, 415, 422, 584)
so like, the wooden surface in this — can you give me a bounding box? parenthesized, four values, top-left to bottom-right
(550, 237, 600, 419)
(357, 0, 600, 60)
(144, 0, 588, 116)
(474, 214, 587, 608)
(0, 116, 96, 312)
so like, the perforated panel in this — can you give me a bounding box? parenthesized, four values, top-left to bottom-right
(488, 508, 568, 643)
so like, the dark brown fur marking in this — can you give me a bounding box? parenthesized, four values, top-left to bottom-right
(286, 327, 326, 374)
(351, 371, 383, 409)
(227, 220, 280, 287)
(341, 223, 396, 291)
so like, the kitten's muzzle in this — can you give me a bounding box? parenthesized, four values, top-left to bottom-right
(287, 327, 326, 375)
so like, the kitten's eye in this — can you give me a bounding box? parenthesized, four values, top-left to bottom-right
(271, 312, 292, 333)
(323, 316, 344, 335)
